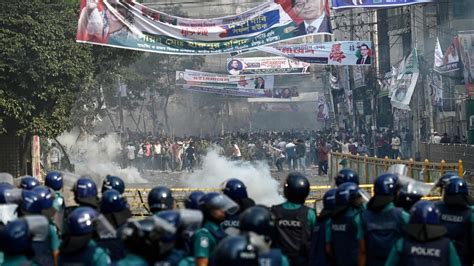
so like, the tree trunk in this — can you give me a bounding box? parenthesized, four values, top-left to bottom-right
(54, 137, 74, 172)
(163, 96, 170, 134)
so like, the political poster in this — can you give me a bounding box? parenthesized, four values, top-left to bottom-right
(390, 49, 420, 110)
(176, 70, 275, 90)
(458, 31, 474, 96)
(76, 0, 332, 55)
(316, 97, 330, 121)
(331, 0, 433, 9)
(257, 103, 299, 112)
(434, 37, 462, 73)
(257, 41, 374, 65)
(226, 57, 311, 75)
(430, 72, 443, 109)
(247, 92, 320, 102)
(182, 85, 268, 98)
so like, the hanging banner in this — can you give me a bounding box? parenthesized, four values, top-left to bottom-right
(76, 0, 332, 55)
(316, 97, 330, 121)
(257, 103, 299, 112)
(226, 57, 311, 75)
(430, 72, 443, 109)
(390, 49, 419, 110)
(257, 41, 374, 65)
(434, 36, 461, 73)
(331, 0, 433, 9)
(458, 31, 474, 96)
(248, 92, 320, 102)
(182, 85, 268, 97)
(176, 70, 275, 90)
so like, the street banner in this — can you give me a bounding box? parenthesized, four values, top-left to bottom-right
(76, 0, 332, 55)
(390, 49, 419, 110)
(247, 92, 320, 102)
(226, 57, 311, 75)
(458, 31, 474, 96)
(257, 103, 299, 112)
(316, 96, 330, 121)
(429, 72, 443, 109)
(182, 85, 268, 97)
(257, 41, 374, 65)
(176, 70, 275, 90)
(434, 36, 462, 73)
(331, 0, 433, 9)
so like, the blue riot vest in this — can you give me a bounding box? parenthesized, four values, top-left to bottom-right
(435, 202, 472, 266)
(309, 218, 330, 266)
(331, 207, 360, 266)
(258, 249, 283, 266)
(155, 249, 187, 266)
(220, 212, 240, 231)
(399, 237, 450, 266)
(96, 237, 125, 262)
(361, 206, 405, 266)
(32, 223, 54, 266)
(60, 241, 97, 266)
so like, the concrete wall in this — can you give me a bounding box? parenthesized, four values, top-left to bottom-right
(420, 142, 474, 171)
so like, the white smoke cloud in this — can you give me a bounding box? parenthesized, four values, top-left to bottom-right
(57, 132, 147, 185)
(183, 150, 284, 206)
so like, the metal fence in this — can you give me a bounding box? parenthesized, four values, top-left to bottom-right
(328, 152, 463, 184)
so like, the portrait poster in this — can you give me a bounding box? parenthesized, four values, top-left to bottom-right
(434, 36, 462, 73)
(226, 57, 311, 75)
(257, 41, 374, 65)
(331, 0, 433, 9)
(430, 72, 443, 108)
(458, 31, 474, 96)
(76, 0, 332, 55)
(390, 49, 420, 110)
(316, 97, 330, 121)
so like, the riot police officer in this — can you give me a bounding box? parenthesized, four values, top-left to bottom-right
(45, 171, 65, 232)
(102, 175, 125, 194)
(71, 176, 100, 209)
(435, 177, 474, 266)
(211, 234, 259, 266)
(192, 192, 239, 266)
(434, 172, 459, 195)
(19, 175, 40, 190)
(335, 168, 359, 187)
(96, 189, 132, 263)
(270, 172, 315, 266)
(239, 206, 290, 266)
(221, 178, 255, 230)
(327, 182, 365, 266)
(148, 186, 175, 214)
(309, 188, 336, 266)
(359, 173, 409, 266)
(185, 190, 205, 210)
(385, 200, 461, 266)
(395, 183, 423, 212)
(0, 216, 50, 265)
(59, 207, 111, 265)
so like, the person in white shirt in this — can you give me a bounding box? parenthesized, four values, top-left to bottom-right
(126, 143, 136, 168)
(231, 141, 242, 160)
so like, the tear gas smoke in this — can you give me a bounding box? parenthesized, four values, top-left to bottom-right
(57, 132, 147, 185)
(183, 149, 284, 206)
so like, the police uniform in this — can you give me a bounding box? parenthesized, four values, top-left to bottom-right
(59, 240, 111, 266)
(360, 202, 409, 266)
(192, 220, 226, 260)
(32, 222, 61, 265)
(1, 255, 37, 266)
(258, 248, 291, 266)
(435, 202, 474, 266)
(385, 237, 461, 266)
(271, 201, 316, 265)
(116, 253, 149, 266)
(309, 218, 331, 266)
(326, 206, 363, 266)
(221, 212, 240, 231)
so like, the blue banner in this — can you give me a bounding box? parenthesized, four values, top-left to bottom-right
(332, 0, 433, 9)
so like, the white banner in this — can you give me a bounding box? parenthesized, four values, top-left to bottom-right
(176, 70, 275, 90)
(226, 56, 311, 75)
(247, 92, 319, 102)
(390, 49, 419, 110)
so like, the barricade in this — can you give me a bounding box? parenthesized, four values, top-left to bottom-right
(328, 152, 462, 184)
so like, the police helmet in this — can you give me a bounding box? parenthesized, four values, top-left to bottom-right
(368, 173, 399, 210)
(0, 219, 30, 255)
(156, 210, 181, 242)
(19, 176, 40, 190)
(73, 177, 98, 207)
(102, 175, 125, 194)
(435, 172, 459, 189)
(45, 171, 63, 191)
(0, 183, 13, 203)
(222, 178, 248, 201)
(68, 207, 98, 236)
(334, 182, 363, 214)
(405, 200, 447, 241)
(32, 186, 56, 218)
(100, 189, 129, 214)
(239, 206, 275, 241)
(20, 190, 42, 214)
(443, 177, 473, 206)
(198, 192, 239, 216)
(319, 188, 337, 218)
(335, 168, 359, 186)
(395, 183, 423, 212)
(185, 191, 205, 210)
(148, 186, 174, 213)
(283, 172, 310, 204)
(211, 235, 259, 266)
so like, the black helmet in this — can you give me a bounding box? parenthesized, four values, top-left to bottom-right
(239, 206, 275, 242)
(211, 235, 259, 266)
(148, 186, 174, 213)
(443, 177, 473, 206)
(283, 172, 310, 204)
(102, 175, 125, 194)
(335, 168, 359, 186)
(222, 179, 248, 201)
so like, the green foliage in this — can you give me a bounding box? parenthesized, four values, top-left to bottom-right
(0, 0, 93, 137)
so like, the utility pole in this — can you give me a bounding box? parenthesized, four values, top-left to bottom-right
(118, 75, 124, 144)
